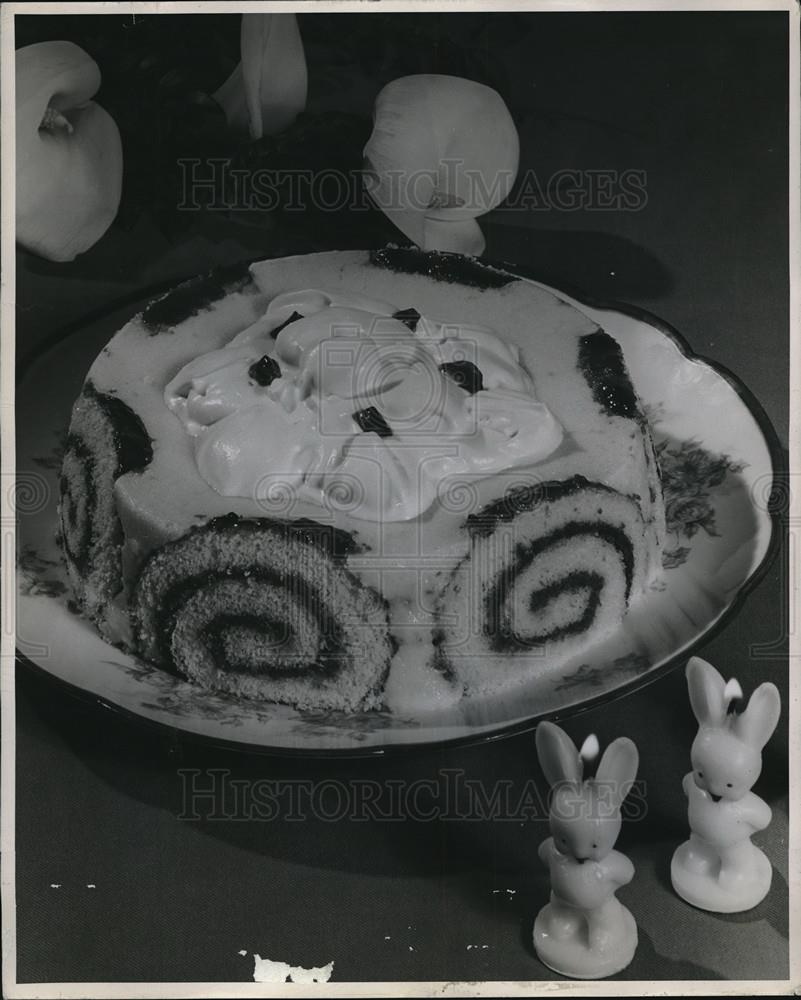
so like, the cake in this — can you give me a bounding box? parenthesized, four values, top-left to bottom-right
(58, 248, 664, 712)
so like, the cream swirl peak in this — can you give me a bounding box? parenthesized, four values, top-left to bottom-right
(164, 288, 563, 521)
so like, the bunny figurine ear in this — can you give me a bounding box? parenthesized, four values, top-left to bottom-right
(732, 682, 781, 749)
(595, 737, 639, 809)
(535, 721, 582, 787)
(686, 657, 728, 726)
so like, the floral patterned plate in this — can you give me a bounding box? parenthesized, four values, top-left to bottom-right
(15, 278, 781, 754)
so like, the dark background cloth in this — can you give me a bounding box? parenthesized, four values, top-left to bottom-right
(14, 9, 790, 985)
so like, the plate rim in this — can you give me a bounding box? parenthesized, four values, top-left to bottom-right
(14, 251, 788, 758)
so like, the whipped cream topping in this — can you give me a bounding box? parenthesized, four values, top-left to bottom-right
(164, 289, 563, 521)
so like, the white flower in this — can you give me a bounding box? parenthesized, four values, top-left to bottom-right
(15, 41, 123, 262)
(214, 14, 307, 140)
(363, 75, 519, 255)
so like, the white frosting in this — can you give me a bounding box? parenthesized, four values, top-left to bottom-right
(165, 289, 563, 521)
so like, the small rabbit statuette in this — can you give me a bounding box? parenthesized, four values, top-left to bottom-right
(671, 657, 780, 912)
(533, 722, 639, 979)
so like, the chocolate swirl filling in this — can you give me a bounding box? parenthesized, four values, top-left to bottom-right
(132, 517, 393, 710)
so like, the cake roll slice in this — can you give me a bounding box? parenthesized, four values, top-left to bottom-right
(58, 383, 153, 640)
(132, 515, 394, 711)
(434, 476, 647, 697)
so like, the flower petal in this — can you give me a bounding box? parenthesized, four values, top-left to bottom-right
(422, 217, 486, 256)
(15, 41, 122, 262)
(363, 74, 519, 253)
(216, 14, 307, 140)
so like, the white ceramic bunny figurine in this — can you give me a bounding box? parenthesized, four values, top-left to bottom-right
(671, 656, 780, 912)
(533, 721, 639, 979)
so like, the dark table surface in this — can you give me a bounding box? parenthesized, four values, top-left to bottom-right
(13, 9, 792, 988)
